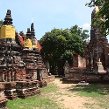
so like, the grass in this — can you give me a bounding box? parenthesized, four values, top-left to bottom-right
(41, 83, 58, 93)
(84, 103, 95, 109)
(84, 98, 109, 109)
(7, 81, 109, 109)
(7, 83, 61, 109)
(71, 84, 109, 97)
(7, 96, 59, 109)
(70, 83, 109, 109)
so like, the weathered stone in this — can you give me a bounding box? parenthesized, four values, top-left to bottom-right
(0, 83, 7, 109)
(85, 6, 109, 74)
(16, 80, 40, 98)
(0, 10, 54, 106)
(97, 59, 106, 74)
(4, 82, 17, 99)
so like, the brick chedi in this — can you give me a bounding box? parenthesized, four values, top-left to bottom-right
(0, 9, 53, 103)
(31, 23, 51, 85)
(85, 6, 109, 74)
(0, 10, 25, 99)
(16, 26, 40, 98)
(22, 23, 48, 87)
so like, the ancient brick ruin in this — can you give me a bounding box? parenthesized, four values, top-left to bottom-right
(0, 9, 54, 108)
(0, 83, 7, 109)
(63, 6, 109, 82)
(85, 6, 109, 74)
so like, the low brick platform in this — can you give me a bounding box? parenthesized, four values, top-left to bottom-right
(63, 67, 109, 83)
(16, 80, 40, 98)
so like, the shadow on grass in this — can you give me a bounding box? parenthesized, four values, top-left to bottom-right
(69, 84, 109, 97)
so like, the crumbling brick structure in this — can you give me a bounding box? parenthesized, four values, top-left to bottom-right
(0, 9, 53, 103)
(0, 83, 7, 109)
(63, 6, 109, 82)
(85, 6, 109, 74)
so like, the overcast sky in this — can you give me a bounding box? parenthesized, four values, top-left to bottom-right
(0, 0, 92, 39)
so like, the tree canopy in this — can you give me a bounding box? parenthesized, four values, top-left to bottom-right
(40, 25, 89, 75)
(0, 20, 3, 26)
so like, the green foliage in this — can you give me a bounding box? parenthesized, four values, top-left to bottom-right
(86, 0, 104, 7)
(0, 20, 3, 26)
(40, 25, 89, 75)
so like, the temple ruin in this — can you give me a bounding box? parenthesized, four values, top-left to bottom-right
(63, 6, 109, 82)
(85, 6, 109, 74)
(0, 9, 54, 108)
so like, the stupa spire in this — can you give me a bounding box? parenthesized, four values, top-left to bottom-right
(31, 23, 35, 37)
(26, 28, 31, 38)
(3, 9, 13, 25)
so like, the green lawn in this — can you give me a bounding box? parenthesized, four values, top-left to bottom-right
(71, 83, 109, 109)
(72, 83, 109, 97)
(7, 82, 109, 109)
(7, 83, 61, 109)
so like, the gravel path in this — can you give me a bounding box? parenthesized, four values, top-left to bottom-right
(51, 78, 95, 109)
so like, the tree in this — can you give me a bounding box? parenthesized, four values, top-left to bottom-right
(0, 20, 3, 26)
(86, 0, 103, 7)
(40, 26, 89, 75)
(87, 0, 109, 35)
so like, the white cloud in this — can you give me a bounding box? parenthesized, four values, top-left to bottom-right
(82, 23, 90, 30)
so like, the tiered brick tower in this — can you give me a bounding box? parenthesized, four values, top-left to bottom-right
(85, 6, 109, 74)
(0, 10, 26, 99)
(0, 9, 53, 101)
(22, 23, 48, 87)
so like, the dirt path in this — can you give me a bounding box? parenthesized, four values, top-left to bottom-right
(50, 78, 95, 109)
